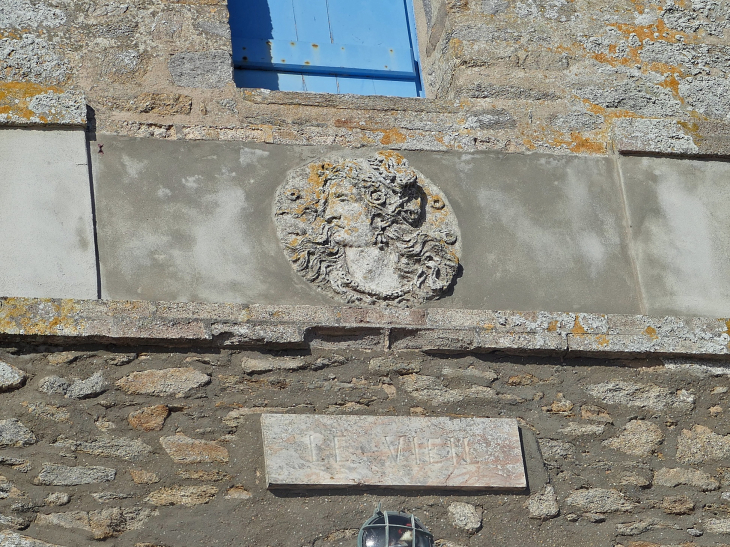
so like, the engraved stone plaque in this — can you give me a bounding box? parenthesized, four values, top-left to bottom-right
(273, 152, 461, 307)
(261, 414, 525, 490)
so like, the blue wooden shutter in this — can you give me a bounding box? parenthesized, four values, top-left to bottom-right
(229, 0, 424, 97)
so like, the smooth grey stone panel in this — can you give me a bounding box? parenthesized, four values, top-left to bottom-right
(93, 137, 641, 313)
(620, 155, 730, 316)
(261, 414, 525, 489)
(0, 128, 97, 299)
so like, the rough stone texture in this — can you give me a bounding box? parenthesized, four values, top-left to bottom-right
(116, 368, 210, 397)
(0, 532, 62, 547)
(661, 495, 694, 515)
(447, 502, 482, 533)
(168, 51, 232, 89)
(52, 437, 153, 461)
(241, 356, 307, 374)
(565, 489, 637, 513)
(676, 425, 730, 464)
(0, 419, 35, 447)
(0, 362, 26, 392)
(64, 372, 108, 399)
(584, 382, 695, 412)
(145, 486, 218, 507)
(34, 464, 116, 486)
(653, 467, 719, 491)
(130, 470, 160, 485)
(44, 492, 70, 507)
(128, 405, 170, 431)
(0, 130, 96, 300)
(261, 414, 525, 489)
(159, 434, 229, 464)
(22, 402, 70, 423)
(35, 507, 156, 539)
(602, 420, 664, 457)
(705, 519, 730, 534)
(526, 484, 560, 519)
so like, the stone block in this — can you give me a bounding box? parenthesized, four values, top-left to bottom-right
(0, 129, 96, 299)
(168, 51, 231, 88)
(261, 414, 526, 489)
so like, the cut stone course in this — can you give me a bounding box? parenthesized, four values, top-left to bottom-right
(34, 464, 116, 486)
(565, 488, 637, 513)
(0, 419, 36, 447)
(653, 467, 719, 491)
(0, 362, 26, 392)
(116, 368, 210, 397)
(160, 434, 229, 464)
(447, 502, 482, 533)
(145, 485, 218, 506)
(603, 420, 664, 457)
(676, 425, 730, 464)
(128, 405, 170, 431)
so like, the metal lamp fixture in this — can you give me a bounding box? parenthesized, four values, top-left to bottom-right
(358, 505, 434, 547)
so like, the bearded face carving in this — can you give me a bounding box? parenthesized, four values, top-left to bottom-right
(273, 152, 461, 307)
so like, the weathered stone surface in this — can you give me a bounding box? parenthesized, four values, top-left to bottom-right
(44, 492, 70, 506)
(91, 492, 133, 502)
(177, 470, 231, 482)
(565, 489, 637, 513)
(585, 382, 695, 411)
(34, 464, 116, 486)
(241, 356, 307, 374)
(0, 419, 35, 447)
(615, 519, 660, 536)
(0, 532, 64, 547)
(0, 457, 30, 473)
(224, 485, 252, 499)
(661, 495, 694, 515)
(653, 467, 719, 491)
(369, 356, 421, 375)
(0, 512, 32, 530)
(52, 436, 153, 461)
(603, 420, 664, 457)
(557, 423, 605, 436)
(65, 372, 108, 399)
(538, 439, 575, 460)
(526, 484, 560, 519)
(399, 374, 497, 405)
(160, 434, 229, 464)
(618, 472, 652, 488)
(22, 402, 70, 423)
(261, 414, 525, 489)
(676, 425, 730, 464)
(0, 362, 26, 392)
(448, 502, 482, 533)
(129, 93, 192, 115)
(116, 368, 210, 397)
(128, 405, 170, 432)
(0, 476, 21, 499)
(38, 376, 70, 396)
(36, 507, 156, 539)
(580, 405, 613, 423)
(130, 470, 159, 485)
(168, 51, 231, 88)
(705, 518, 730, 534)
(145, 485, 218, 506)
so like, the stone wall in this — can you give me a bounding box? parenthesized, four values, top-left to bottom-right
(1, 337, 730, 547)
(3, 0, 730, 155)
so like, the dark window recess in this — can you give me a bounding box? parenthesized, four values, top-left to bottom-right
(228, 0, 424, 97)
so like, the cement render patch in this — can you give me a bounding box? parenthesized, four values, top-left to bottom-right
(619, 155, 730, 317)
(0, 129, 97, 300)
(92, 137, 641, 314)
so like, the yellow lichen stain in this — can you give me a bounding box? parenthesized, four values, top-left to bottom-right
(546, 131, 606, 154)
(547, 320, 559, 332)
(0, 82, 62, 122)
(483, 323, 495, 332)
(379, 129, 407, 145)
(571, 317, 587, 335)
(644, 326, 659, 340)
(596, 334, 610, 347)
(0, 298, 84, 336)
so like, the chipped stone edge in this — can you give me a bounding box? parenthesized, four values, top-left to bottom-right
(0, 297, 729, 358)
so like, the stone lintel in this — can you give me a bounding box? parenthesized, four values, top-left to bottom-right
(261, 414, 526, 490)
(0, 297, 728, 359)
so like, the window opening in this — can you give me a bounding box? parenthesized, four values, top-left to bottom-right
(228, 0, 424, 97)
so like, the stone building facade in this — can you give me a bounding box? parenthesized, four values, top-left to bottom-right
(2, 0, 730, 546)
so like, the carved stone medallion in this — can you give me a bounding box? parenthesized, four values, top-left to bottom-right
(273, 151, 461, 307)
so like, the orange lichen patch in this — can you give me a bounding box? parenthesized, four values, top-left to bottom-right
(659, 73, 683, 101)
(644, 326, 659, 340)
(723, 318, 730, 337)
(547, 320, 559, 332)
(615, 19, 691, 44)
(483, 323, 495, 332)
(379, 129, 407, 145)
(596, 334, 610, 347)
(546, 132, 607, 154)
(0, 82, 63, 122)
(571, 317, 587, 335)
(0, 298, 85, 336)
(522, 138, 537, 150)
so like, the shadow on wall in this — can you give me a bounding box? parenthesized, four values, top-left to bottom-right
(228, 0, 279, 90)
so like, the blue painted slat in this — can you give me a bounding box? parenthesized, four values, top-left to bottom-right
(372, 78, 419, 97)
(326, 0, 411, 47)
(335, 76, 377, 95)
(233, 38, 416, 78)
(302, 73, 340, 93)
(292, 0, 330, 43)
